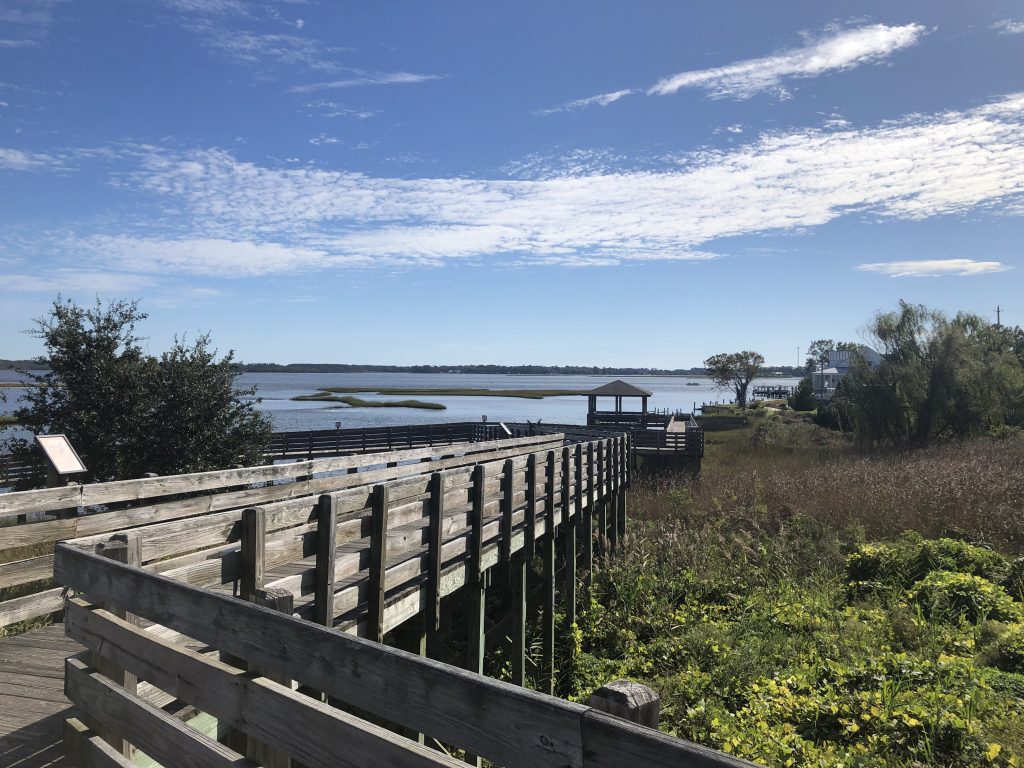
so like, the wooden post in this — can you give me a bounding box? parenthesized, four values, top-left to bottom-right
(92, 534, 141, 758)
(524, 453, 537, 562)
(427, 472, 445, 631)
(240, 507, 266, 602)
(368, 484, 390, 644)
(500, 458, 514, 564)
(589, 680, 660, 729)
(584, 442, 595, 585)
(561, 446, 572, 527)
(609, 440, 619, 554)
(597, 442, 608, 558)
(511, 553, 527, 687)
(248, 588, 293, 768)
(541, 451, 556, 696)
(313, 494, 337, 627)
(562, 495, 577, 683)
(466, 469, 487, 768)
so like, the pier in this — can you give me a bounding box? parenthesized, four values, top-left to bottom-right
(0, 430, 745, 767)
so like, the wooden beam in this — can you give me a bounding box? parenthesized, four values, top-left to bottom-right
(248, 588, 294, 768)
(240, 507, 266, 602)
(541, 451, 556, 696)
(510, 554, 526, 688)
(524, 453, 537, 562)
(427, 472, 445, 631)
(500, 458, 514, 564)
(367, 484, 390, 644)
(313, 494, 337, 627)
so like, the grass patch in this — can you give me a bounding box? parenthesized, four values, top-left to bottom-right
(292, 393, 446, 410)
(563, 419, 1024, 767)
(316, 386, 590, 399)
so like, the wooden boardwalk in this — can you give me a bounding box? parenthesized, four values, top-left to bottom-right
(0, 624, 80, 768)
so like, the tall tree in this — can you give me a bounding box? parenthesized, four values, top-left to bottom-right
(841, 302, 1024, 445)
(11, 297, 271, 482)
(805, 339, 859, 373)
(704, 351, 765, 410)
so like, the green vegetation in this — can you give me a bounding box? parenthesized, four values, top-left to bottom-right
(830, 302, 1024, 446)
(561, 413, 1024, 767)
(316, 386, 590, 399)
(704, 351, 765, 410)
(292, 392, 446, 410)
(5, 297, 271, 482)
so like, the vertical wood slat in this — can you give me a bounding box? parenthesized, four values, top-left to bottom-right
(248, 587, 294, 768)
(511, 553, 527, 687)
(92, 534, 141, 759)
(368, 484, 390, 644)
(427, 472, 445, 631)
(240, 507, 266, 602)
(470, 465, 485, 582)
(609, 440, 619, 554)
(313, 494, 337, 627)
(597, 443, 608, 556)
(541, 450, 556, 696)
(500, 459, 515, 564)
(584, 442, 595, 581)
(561, 446, 572, 527)
(524, 453, 538, 562)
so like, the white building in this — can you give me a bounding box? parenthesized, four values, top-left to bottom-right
(812, 346, 882, 401)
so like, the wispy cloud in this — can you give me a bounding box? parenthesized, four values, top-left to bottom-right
(993, 19, 1024, 35)
(28, 92, 1024, 276)
(0, 39, 40, 47)
(856, 259, 1011, 277)
(648, 23, 927, 99)
(536, 89, 635, 115)
(291, 71, 445, 93)
(0, 147, 61, 171)
(0, 269, 156, 293)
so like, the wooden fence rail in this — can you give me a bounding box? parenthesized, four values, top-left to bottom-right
(265, 421, 506, 460)
(56, 540, 753, 768)
(0, 433, 558, 630)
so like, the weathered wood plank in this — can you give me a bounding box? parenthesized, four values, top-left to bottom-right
(65, 601, 465, 768)
(55, 546, 588, 768)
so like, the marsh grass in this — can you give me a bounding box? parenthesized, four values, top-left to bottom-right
(570, 417, 1024, 767)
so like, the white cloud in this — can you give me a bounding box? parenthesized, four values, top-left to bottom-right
(856, 259, 1011, 277)
(537, 89, 635, 115)
(0, 147, 60, 171)
(291, 71, 444, 92)
(0, 269, 156, 293)
(160, 0, 247, 15)
(0, 39, 39, 47)
(994, 19, 1024, 35)
(35, 92, 1024, 276)
(648, 23, 926, 99)
(72, 235, 343, 277)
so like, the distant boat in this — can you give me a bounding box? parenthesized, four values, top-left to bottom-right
(685, 382, 700, 386)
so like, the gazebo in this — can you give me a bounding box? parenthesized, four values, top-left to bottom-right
(586, 380, 653, 427)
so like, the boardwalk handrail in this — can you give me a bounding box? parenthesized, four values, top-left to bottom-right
(0, 433, 561, 630)
(265, 421, 507, 459)
(56, 544, 753, 768)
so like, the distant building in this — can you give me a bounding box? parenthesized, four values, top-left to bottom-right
(812, 346, 882, 401)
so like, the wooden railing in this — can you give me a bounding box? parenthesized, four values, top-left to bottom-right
(265, 421, 508, 460)
(587, 411, 672, 428)
(54, 451, 751, 768)
(0, 452, 42, 489)
(58, 575, 752, 768)
(0, 434, 561, 631)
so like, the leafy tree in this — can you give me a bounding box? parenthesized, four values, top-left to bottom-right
(788, 377, 817, 411)
(804, 339, 859, 373)
(840, 302, 1024, 446)
(10, 297, 271, 482)
(703, 351, 764, 410)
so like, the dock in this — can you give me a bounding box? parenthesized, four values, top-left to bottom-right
(0, 429, 748, 767)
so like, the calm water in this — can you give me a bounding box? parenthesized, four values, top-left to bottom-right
(0, 370, 799, 435)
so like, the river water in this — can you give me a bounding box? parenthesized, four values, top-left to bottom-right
(1, 370, 799, 436)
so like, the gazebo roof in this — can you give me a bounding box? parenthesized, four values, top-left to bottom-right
(588, 380, 653, 397)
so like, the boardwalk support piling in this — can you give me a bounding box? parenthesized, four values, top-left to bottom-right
(589, 680, 661, 729)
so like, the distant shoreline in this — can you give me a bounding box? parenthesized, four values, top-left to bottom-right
(1, 360, 805, 377)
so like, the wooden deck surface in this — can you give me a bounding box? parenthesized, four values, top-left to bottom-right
(0, 624, 80, 768)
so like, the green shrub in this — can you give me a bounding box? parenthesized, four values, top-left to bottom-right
(788, 377, 817, 411)
(847, 537, 1010, 596)
(1002, 557, 1024, 602)
(992, 623, 1024, 673)
(911, 571, 1020, 624)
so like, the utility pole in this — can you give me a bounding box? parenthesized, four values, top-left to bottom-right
(996, 305, 1002, 328)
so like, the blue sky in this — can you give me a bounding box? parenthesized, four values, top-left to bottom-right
(1, 1, 1023, 367)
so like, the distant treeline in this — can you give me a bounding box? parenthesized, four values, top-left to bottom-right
(236, 363, 805, 376)
(1, 359, 804, 377)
